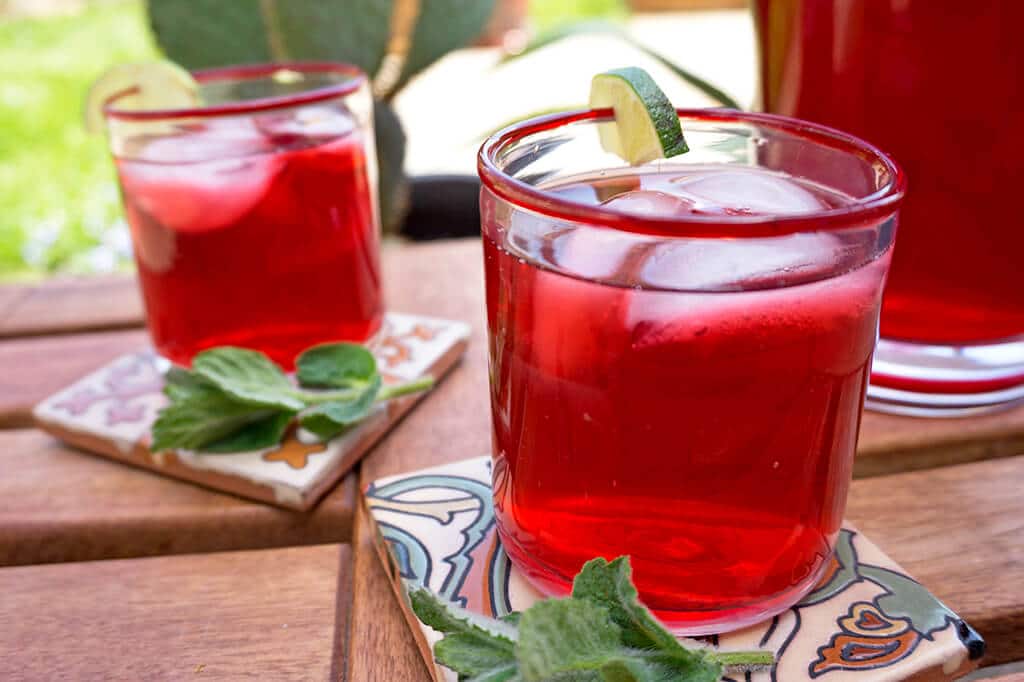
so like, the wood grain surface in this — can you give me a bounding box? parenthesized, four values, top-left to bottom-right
(0, 274, 143, 339)
(856, 408, 1024, 477)
(0, 429, 357, 566)
(0, 543, 348, 680)
(0, 328, 149, 428)
(847, 455, 1024, 667)
(345, 502, 431, 682)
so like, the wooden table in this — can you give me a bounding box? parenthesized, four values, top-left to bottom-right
(1, 239, 1022, 679)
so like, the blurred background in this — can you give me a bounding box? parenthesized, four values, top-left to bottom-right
(0, 0, 753, 281)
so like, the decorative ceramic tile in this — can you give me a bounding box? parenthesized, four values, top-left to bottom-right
(34, 313, 469, 510)
(365, 456, 985, 682)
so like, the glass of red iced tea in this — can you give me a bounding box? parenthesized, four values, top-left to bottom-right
(103, 63, 382, 369)
(754, 0, 1024, 414)
(479, 109, 904, 633)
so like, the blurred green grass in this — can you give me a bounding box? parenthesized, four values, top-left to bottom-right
(0, 0, 155, 280)
(0, 0, 623, 281)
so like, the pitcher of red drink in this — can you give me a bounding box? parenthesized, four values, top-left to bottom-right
(754, 1, 1024, 414)
(103, 63, 383, 368)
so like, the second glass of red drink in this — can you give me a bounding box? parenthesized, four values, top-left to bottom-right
(479, 109, 904, 633)
(103, 63, 383, 368)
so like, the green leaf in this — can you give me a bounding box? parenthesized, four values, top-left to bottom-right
(571, 558, 720, 681)
(435, 634, 518, 679)
(192, 347, 304, 410)
(150, 386, 276, 452)
(163, 367, 214, 404)
(391, 0, 496, 94)
(299, 374, 382, 440)
(146, 0, 273, 71)
(500, 612, 522, 626)
(409, 587, 519, 643)
(465, 665, 521, 682)
(146, 0, 392, 76)
(409, 588, 518, 679)
(201, 410, 296, 453)
(572, 557, 676, 652)
(267, 0, 392, 77)
(516, 599, 621, 681)
(599, 658, 677, 682)
(295, 342, 377, 388)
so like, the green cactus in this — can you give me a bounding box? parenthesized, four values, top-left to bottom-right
(144, 0, 495, 230)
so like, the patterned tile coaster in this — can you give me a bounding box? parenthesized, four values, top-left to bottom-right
(34, 313, 469, 511)
(364, 456, 986, 682)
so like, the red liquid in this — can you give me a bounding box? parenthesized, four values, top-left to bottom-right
(115, 105, 382, 368)
(483, 169, 889, 630)
(755, 0, 1024, 344)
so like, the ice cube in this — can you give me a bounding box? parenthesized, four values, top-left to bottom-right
(138, 117, 272, 164)
(506, 212, 645, 282)
(638, 233, 843, 291)
(670, 170, 827, 215)
(551, 226, 645, 280)
(254, 105, 356, 148)
(602, 189, 696, 217)
(119, 143, 279, 234)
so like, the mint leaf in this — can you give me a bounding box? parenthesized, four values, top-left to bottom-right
(500, 612, 522, 626)
(192, 347, 304, 410)
(435, 635, 519, 679)
(572, 558, 721, 681)
(409, 587, 518, 679)
(410, 557, 772, 682)
(572, 557, 681, 651)
(296, 342, 376, 388)
(599, 658, 678, 682)
(464, 666, 521, 682)
(299, 374, 382, 440)
(516, 599, 621, 680)
(163, 367, 215, 403)
(151, 386, 276, 452)
(298, 411, 354, 442)
(409, 587, 518, 643)
(201, 411, 295, 453)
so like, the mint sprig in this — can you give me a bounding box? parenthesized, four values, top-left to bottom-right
(150, 343, 434, 453)
(410, 556, 774, 682)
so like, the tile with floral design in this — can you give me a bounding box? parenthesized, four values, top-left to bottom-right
(365, 456, 985, 682)
(34, 313, 469, 510)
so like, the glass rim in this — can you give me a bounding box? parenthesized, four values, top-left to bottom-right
(103, 61, 366, 122)
(477, 108, 907, 239)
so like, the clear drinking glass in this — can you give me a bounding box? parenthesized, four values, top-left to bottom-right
(103, 62, 382, 369)
(754, 0, 1024, 415)
(479, 109, 905, 633)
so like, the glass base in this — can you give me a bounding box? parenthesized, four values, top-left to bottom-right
(500, 526, 833, 636)
(867, 336, 1024, 417)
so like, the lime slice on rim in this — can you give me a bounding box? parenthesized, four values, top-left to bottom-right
(589, 66, 689, 165)
(84, 61, 200, 134)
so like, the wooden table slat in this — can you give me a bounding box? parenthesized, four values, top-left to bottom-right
(0, 429, 356, 566)
(345, 502, 430, 681)
(0, 274, 143, 339)
(0, 543, 348, 679)
(0, 328, 149, 428)
(847, 455, 1024, 667)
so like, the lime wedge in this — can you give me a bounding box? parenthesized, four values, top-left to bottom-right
(84, 61, 200, 134)
(589, 67, 688, 165)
